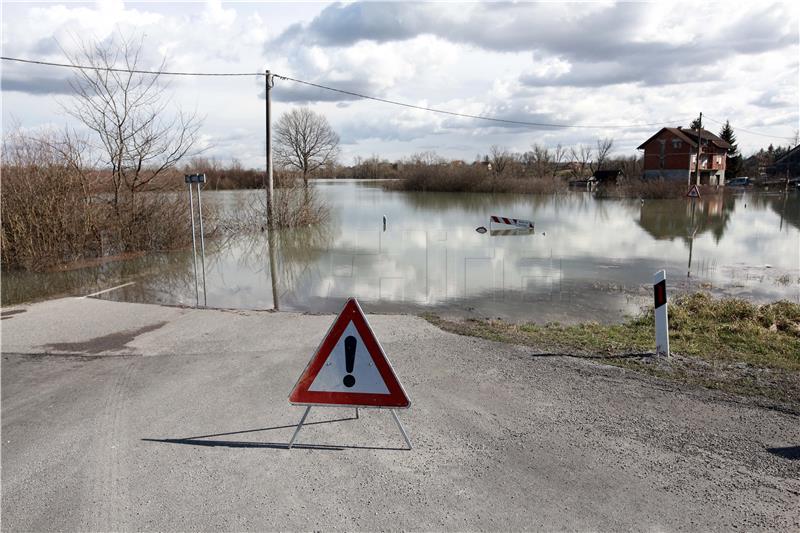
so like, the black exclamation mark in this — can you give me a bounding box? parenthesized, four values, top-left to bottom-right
(343, 335, 356, 388)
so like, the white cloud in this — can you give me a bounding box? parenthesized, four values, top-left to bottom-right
(2, 1, 798, 168)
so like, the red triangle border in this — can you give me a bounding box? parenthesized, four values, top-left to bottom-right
(288, 298, 411, 408)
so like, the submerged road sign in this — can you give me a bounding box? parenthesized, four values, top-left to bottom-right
(289, 298, 410, 408)
(490, 215, 534, 229)
(687, 184, 701, 198)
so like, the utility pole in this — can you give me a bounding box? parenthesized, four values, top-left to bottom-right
(265, 70, 275, 229)
(264, 70, 279, 310)
(695, 112, 703, 187)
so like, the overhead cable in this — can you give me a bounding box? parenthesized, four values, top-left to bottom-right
(4, 55, 791, 137)
(704, 115, 795, 142)
(272, 74, 686, 130)
(0, 56, 260, 77)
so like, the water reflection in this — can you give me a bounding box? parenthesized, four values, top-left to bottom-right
(3, 183, 798, 322)
(638, 196, 735, 244)
(747, 193, 800, 232)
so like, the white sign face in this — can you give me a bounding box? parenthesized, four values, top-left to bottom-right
(308, 321, 391, 395)
(654, 270, 670, 356)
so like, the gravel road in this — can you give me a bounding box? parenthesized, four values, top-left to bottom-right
(2, 297, 799, 531)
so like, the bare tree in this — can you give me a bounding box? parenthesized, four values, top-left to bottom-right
(529, 144, 552, 178)
(274, 107, 340, 187)
(489, 145, 513, 175)
(615, 154, 643, 179)
(63, 34, 201, 212)
(570, 144, 593, 178)
(407, 151, 445, 166)
(591, 138, 615, 173)
(552, 143, 567, 178)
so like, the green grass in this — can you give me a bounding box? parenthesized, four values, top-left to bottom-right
(423, 293, 800, 408)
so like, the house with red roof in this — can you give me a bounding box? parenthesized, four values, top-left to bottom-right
(637, 127, 732, 185)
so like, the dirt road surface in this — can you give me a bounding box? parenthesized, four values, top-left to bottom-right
(2, 298, 799, 531)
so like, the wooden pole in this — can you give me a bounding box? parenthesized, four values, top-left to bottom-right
(265, 70, 279, 310)
(695, 112, 702, 187)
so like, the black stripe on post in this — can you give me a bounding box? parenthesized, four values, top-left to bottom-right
(654, 279, 667, 309)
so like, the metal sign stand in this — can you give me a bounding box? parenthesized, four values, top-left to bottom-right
(185, 173, 208, 307)
(287, 406, 412, 450)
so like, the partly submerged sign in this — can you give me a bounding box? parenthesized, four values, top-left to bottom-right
(490, 215, 534, 229)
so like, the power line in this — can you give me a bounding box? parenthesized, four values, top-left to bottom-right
(704, 115, 795, 142)
(0, 55, 694, 130)
(0, 56, 260, 77)
(273, 74, 686, 130)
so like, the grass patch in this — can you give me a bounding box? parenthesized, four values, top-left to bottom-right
(423, 293, 800, 409)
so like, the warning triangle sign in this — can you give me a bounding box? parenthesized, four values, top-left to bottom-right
(687, 184, 701, 198)
(289, 298, 411, 408)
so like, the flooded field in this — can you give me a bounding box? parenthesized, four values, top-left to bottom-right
(3, 180, 799, 323)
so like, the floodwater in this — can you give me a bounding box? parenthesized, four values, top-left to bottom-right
(3, 181, 799, 323)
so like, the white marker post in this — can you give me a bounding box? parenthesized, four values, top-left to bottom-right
(653, 270, 669, 356)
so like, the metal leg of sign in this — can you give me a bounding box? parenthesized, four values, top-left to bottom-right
(391, 410, 413, 450)
(288, 406, 312, 449)
(355, 408, 359, 419)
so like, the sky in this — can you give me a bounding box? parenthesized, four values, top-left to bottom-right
(1, 0, 798, 168)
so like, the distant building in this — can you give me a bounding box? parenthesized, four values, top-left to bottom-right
(637, 127, 731, 185)
(768, 144, 800, 178)
(592, 169, 623, 184)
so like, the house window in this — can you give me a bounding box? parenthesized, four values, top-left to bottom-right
(672, 138, 682, 149)
(658, 140, 666, 168)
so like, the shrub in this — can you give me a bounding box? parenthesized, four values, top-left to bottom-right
(387, 161, 568, 194)
(1, 130, 196, 271)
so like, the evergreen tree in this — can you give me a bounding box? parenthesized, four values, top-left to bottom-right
(718, 120, 741, 178)
(690, 116, 703, 129)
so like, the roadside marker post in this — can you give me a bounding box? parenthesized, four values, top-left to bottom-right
(287, 297, 412, 449)
(654, 270, 670, 356)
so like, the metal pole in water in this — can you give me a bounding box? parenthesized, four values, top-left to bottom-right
(196, 177, 208, 307)
(188, 182, 199, 307)
(383, 215, 387, 231)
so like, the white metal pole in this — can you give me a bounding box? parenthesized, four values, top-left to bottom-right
(188, 183, 199, 308)
(196, 180, 207, 307)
